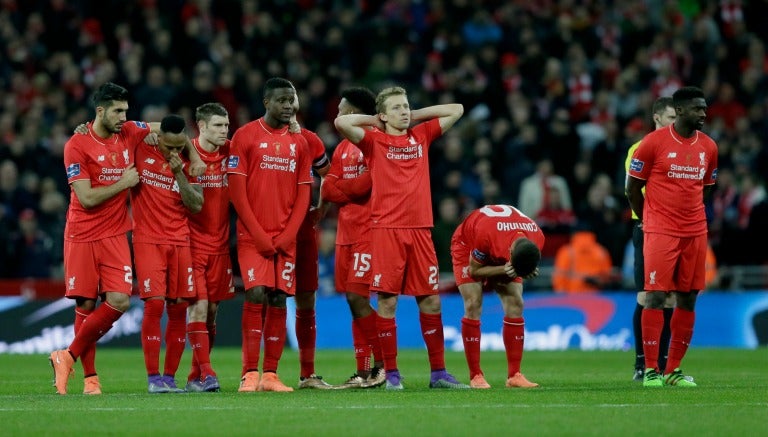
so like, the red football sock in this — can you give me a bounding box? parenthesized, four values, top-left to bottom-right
(74, 307, 97, 376)
(262, 306, 287, 373)
(664, 307, 695, 374)
(419, 312, 445, 371)
(642, 308, 665, 371)
(69, 302, 123, 358)
(163, 301, 188, 377)
(187, 321, 217, 381)
(376, 315, 398, 371)
(241, 302, 263, 376)
(461, 317, 482, 378)
(295, 308, 316, 378)
(141, 299, 164, 375)
(352, 317, 371, 373)
(188, 321, 214, 379)
(503, 316, 525, 377)
(358, 311, 382, 364)
(207, 322, 217, 352)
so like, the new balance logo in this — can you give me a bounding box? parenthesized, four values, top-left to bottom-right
(424, 329, 437, 335)
(259, 143, 268, 148)
(667, 152, 677, 158)
(97, 155, 105, 161)
(144, 158, 156, 164)
(266, 336, 280, 342)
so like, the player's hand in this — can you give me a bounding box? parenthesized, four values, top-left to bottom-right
(288, 99, 301, 133)
(256, 242, 276, 257)
(168, 152, 184, 174)
(144, 132, 159, 145)
(306, 206, 321, 225)
(523, 267, 539, 280)
(120, 163, 140, 188)
(188, 159, 206, 177)
(503, 262, 517, 279)
(273, 233, 296, 255)
(73, 123, 88, 135)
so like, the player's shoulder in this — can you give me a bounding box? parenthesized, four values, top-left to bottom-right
(697, 131, 718, 148)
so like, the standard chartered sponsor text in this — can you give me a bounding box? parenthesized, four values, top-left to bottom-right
(141, 169, 174, 190)
(387, 145, 421, 160)
(98, 167, 124, 181)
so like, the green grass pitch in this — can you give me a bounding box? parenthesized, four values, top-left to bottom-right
(1, 348, 766, 436)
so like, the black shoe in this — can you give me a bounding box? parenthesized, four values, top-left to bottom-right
(633, 368, 644, 381)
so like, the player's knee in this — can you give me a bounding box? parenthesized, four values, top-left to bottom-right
(675, 291, 698, 311)
(267, 291, 287, 308)
(417, 294, 441, 314)
(245, 286, 266, 303)
(75, 298, 97, 311)
(645, 291, 666, 309)
(106, 293, 130, 312)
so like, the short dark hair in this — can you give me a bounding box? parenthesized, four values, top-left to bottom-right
(341, 87, 377, 115)
(511, 238, 541, 278)
(264, 77, 295, 99)
(672, 86, 705, 105)
(651, 96, 674, 116)
(160, 114, 186, 134)
(92, 82, 129, 109)
(196, 102, 228, 123)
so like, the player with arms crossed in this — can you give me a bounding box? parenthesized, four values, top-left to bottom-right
(626, 87, 718, 387)
(133, 115, 204, 393)
(451, 204, 544, 389)
(321, 87, 385, 388)
(184, 103, 234, 393)
(229, 77, 312, 392)
(335, 86, 469, 390)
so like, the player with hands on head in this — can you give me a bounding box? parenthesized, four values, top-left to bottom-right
(320, 87, 386, 389)
(334, 86, 469, 390)
(451, 204, 544, 389)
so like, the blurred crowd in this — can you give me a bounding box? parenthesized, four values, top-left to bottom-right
(1, 0, 767, 284)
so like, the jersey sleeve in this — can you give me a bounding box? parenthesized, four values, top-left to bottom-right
(415, 118, 443, 152)
(356, 129, 375, 157)
(301, 128, 329, 170)
(469, 232, 492, 266)
(123, 120, 152, 147)
(227, 129, 248, 176)
(704, 140, 718, 186)
(628, 135, 655, 181)
(64, 139, 90, 184)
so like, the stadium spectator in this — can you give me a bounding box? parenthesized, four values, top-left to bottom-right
(552, 228, 614, 293)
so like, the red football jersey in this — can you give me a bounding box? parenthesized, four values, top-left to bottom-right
(63, 121, 150, 242)
(458, 205, 545, 266)
(188, 138, 230, 255)
(301, 127, 329, 170)
(356, 118, 442, 228)
(326, 139, 371, 245)
(227, 118, 313, 239)
(131, 141, 199, 245)
(628, 125, 718, 236)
